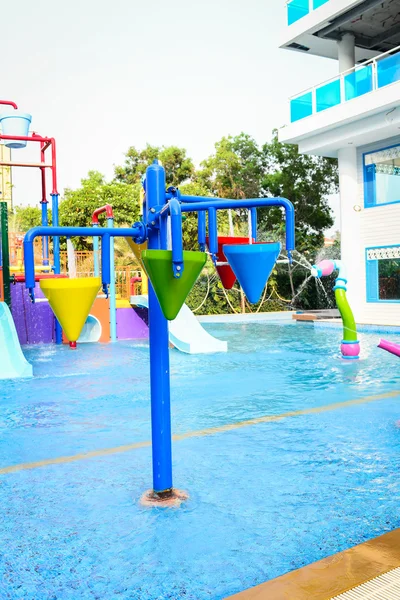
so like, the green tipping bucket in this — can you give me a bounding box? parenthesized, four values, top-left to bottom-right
(142, 250, 206, 320)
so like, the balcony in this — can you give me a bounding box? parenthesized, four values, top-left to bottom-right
(290, 46, 400, 123)
(282, 1, 399, 62)
(287, 0, 330, 26)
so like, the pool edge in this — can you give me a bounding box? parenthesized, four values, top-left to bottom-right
(225, 528, 400, 600)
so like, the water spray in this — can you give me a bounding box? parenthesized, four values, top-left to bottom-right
(311, 259, 360, 360)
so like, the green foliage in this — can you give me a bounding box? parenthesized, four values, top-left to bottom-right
(186, 270, 283, 315)
(198, 133, 264, 200)
(59, 171, 141, 249)
(114, 144, 194, 186)
(12, 205, 44, 232)
(177, 181, 230, 250)
(261, 132, 338, 253)
(46, 135, 339, 313)
(178, 181, 210, 251)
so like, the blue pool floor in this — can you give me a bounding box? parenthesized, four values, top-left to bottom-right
(1, 322, 400, 599)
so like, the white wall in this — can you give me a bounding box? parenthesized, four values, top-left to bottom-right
(338, 147, 362, 315)
(354, 136, 400, 325)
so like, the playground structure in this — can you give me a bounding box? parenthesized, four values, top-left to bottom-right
(22, 160, 295, 504)
(0, 99, 63, 342)
(0, 103, 227, 353)
(311, 259, 360, 360)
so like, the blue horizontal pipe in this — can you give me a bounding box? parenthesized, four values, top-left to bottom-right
(23, 225, 143, 298)
(179, 196, 295, 252)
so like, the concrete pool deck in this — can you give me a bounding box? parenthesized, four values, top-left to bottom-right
(227, 528, 400, 600)
(198, 311, 400, 334)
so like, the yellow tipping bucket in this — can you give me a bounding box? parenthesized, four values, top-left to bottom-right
(40, 277, 101, 346)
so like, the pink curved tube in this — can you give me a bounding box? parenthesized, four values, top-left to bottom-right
(378, 339, 400, 358)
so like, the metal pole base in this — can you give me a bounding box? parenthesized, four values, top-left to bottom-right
(140, 488, 189, 508)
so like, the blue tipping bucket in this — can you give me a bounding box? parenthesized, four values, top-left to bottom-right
(0, 112, 32, 148)
(223, 242, 281, 303)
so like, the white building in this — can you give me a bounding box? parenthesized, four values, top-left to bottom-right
(280, 0, 400, 325)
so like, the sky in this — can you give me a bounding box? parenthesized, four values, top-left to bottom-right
(1, 0, 340, 233)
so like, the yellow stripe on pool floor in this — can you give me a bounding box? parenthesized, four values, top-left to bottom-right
(1, 389, 399, 475)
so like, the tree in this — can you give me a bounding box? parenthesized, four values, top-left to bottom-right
(57, 134, 338, 311)
(114, 144, 194, 186)
(178, 181, 211, 250)
(198, 133, 264, 200)
(11, 205, 44, 232)
(261, 132, 338, 254)
(59, 171, 141, 249)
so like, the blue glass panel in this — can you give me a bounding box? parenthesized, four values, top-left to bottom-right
(344, 65, 373, 101)
(364, 164, 376, 208)
(316, 79, 341, 112)
(290, 92, 313, 122)
(366, 259, 378, 302)
(377, 52, 400, 88)
(287, 0, 309, 25)
(313, 0, 329, 8)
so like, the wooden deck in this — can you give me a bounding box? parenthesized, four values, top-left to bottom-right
(226, 529, 400, 600)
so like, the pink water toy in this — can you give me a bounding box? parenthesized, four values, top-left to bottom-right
(311, 259, 360, 359)
(378, 339, 400, 358)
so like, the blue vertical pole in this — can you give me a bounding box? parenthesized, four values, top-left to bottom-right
(107, 217, 117, 342)
(93, 224, 100, 277)
(146, 161, 173, 495)
(251, 208, 257, 241)
(198, 211, 206, 251)
(208, 208, 218, 256)
(41, 201, 49, 266)
(51, 193, 62, 344)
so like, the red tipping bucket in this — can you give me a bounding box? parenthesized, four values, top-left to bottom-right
(206, 236, 252, 289)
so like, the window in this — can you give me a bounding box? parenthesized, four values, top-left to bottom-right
(364, 144, 400, 207)
(366, 246, 400, 302)
(287, 0, 330, 25)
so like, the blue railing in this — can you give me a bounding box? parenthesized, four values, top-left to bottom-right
(287, 0, 330, 25)
(290, 47, 400, 123)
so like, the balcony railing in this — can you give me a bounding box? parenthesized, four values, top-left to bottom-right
(290, 45, 400, 123)
(287, 0, 330, 25)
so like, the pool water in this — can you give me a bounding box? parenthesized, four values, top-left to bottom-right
(1, 321, 400, 599)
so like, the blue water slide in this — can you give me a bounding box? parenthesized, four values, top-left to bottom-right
(0, 302, 33, 379)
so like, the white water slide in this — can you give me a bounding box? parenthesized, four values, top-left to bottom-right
(0, 302, 33, 380)
(130, 295, 227, 354)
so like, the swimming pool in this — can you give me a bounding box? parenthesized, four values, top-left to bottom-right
(1, 321, 400, 599)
